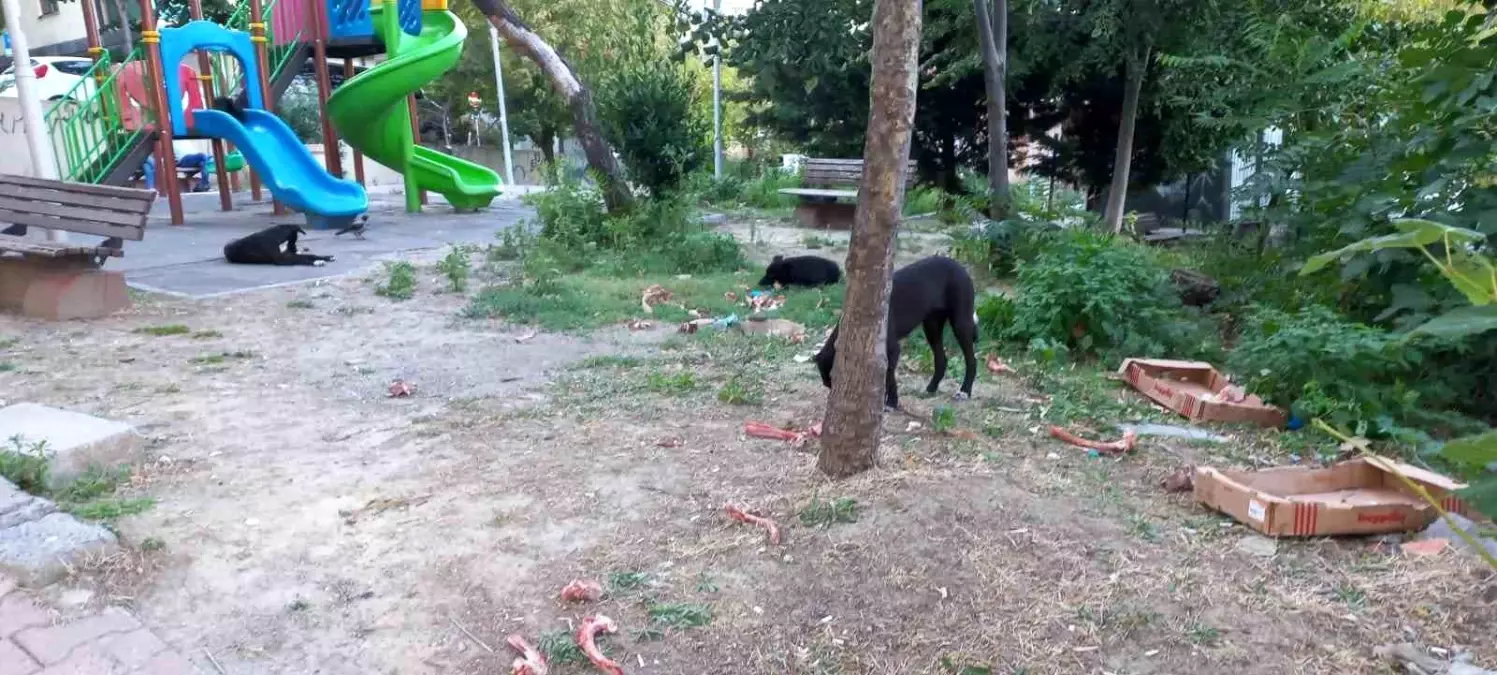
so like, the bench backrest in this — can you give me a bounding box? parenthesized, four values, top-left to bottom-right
(0, 174, 156, 242)
(802, 158, 918, 189)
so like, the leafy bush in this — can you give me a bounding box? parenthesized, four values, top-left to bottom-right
(685, 165, 798, 210)
(1002, 230, 1216, 360)
(1225, 305, 1443, 431)
(598, 65, 710, 196)
(512, 169, 746, 282)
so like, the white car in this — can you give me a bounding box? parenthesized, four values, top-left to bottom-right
(0, 56, 97, 102)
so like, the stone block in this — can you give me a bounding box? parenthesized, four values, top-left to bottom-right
(0, 637, 41, 675)
(0, 480, 56, 530)
(0, 404, 143, 489)
(95, 628, 167, 669)
(13, 608, 140, 665)
(0, 514, 117, 588)
(0, 259, 130, 321)
(0, 595, 51, 638)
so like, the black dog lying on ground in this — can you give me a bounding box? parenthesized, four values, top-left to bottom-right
(814, 255, 978, 409)
(223, 224, 334, 266)
(758, 255, 842, 288)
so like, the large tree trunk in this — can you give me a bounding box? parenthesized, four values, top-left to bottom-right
(817, 0, 923, 479)
(473, 0, 633, 213)
(973, 0, 1009, 219)
(1103, 44, 1150, 233)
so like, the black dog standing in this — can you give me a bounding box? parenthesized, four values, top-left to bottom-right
(758, 255, 842, 288)
(814, 256, 978, 409)
(223, 224, 334, 266)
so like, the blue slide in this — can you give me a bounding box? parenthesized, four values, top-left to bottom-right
(158, 20, 367, 221)
(191, 109, 367, 217)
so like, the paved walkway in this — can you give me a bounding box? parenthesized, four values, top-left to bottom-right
(0, 575, 199, 675)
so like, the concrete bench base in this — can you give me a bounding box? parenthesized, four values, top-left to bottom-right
(0, 257, 131, 320)
(793, 201, 857, 230)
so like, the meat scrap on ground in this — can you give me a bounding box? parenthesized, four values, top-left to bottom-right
(743, 420, 822, 446)
(506, 634, 549, 675)
(575, 614, 625, 675)
(560, 579, 604, 603)
(1048, 426, 1139, 456)
(724, 502, 782, 545)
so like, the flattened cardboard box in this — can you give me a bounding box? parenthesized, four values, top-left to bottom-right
(1194, 456, 1471, 537)
(1117, 358, 1287, 428)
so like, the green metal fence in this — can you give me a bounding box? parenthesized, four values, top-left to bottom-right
(42, 47, 153, 184)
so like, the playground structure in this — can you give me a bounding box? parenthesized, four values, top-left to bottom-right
(37, 0, 501, 226)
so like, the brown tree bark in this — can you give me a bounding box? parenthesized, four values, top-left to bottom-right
(817, 0, 923, 479)
(973, 0, 1009, 219)
(475, 0, 633, 213)
(1102, 44, 1150, 233)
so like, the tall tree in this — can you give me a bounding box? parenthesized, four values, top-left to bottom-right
(467, 0, 634, 212)
(972, 0, 1009, 218)
(818, 0, 923, 478)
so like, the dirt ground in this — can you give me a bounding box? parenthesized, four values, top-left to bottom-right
(0, 221, 1493, 675)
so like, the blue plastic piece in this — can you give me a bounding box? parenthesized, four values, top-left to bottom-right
(1286, 415, 1305, 431)
(191, 109, 368, 218)
(158, 21, 263, 136)
(329, 0, 374, 39)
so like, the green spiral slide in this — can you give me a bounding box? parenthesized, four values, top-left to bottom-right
(327, 5, 500, 211)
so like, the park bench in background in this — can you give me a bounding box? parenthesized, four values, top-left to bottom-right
(0, 174, 155, 319)
(778, 158, 917, 230)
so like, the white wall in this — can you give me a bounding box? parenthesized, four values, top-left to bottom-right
(15, 0, 89, 53)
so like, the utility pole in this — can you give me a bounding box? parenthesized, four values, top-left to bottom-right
(711, 0, 723, 179)
(488, 23, 516, 186)
(0, 0, 63, 241)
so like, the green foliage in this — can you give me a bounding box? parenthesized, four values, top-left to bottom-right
(931, 405, 957, 433)
(598, 65, 710, 196)
(685, 164, 798, 210)
(608, 570, 651, 591)
(275, 86, 323, 143)
(376, 262, 417, 301)
(716, 373, 764, 405)
(1003, 230, 1215, 361)
(437, 246, 472, 293)
(798, 496, 859, 528)
(0, 436, 50, 495)
(646, 370, 697, 395)
(975, 294, 1016, 341)
(133, 324, 191, 337)
(646, 602, 713, 629)
(523, 170, 746, 276)
(538, 630, 588, 664)
(1227, 306, 1429, 430)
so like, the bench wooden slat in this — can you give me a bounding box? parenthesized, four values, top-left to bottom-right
(0, 183, 157, 214)
(0, 211, 144, 241)
(0, 173, 158, 202)
(0, 234, 121, 258)
(0, 196, 150, 229)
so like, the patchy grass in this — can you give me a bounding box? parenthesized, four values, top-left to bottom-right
(376, 262, 417, 301)
(189, 351, 257, 365)
(0, 435, 50, 494)
(801, 234, 837, 250)
(646, 602, 713, 629)
(608, 570, 651, 592)
(437, 246, 472, 293)
(286, 299, 315, 310)
(133, 324, 191, 337)
(645, 369, 697, 396)
(191, 330, 223, 340)
(716, 373, 765, 405)
(573, 355, 645, 370)
(0, 362, 15, 373)
(798, 497, 859, 528)
(538, 630, 588, 664)
(465, 271, 845, 333)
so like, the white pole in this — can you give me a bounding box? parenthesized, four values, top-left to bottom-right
(711, 0, 723, 179)
(0, 2, 64, 242)
(488, 23, 516, 188)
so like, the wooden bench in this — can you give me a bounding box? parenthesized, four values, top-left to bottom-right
(0, 174, 156, 319)
(778, 158, 917, 230)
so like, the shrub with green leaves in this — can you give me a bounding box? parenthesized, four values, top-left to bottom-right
(1226, 305, 1437, 430)
(1003, 230, 1216, 361)
(598, 65, 710, 196)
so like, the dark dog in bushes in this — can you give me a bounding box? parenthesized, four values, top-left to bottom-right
(814, 255, 977, 409)
(758, 255, 841, 288)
